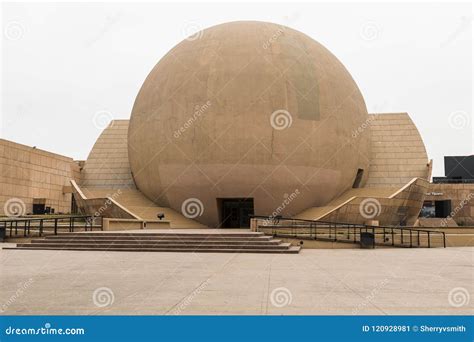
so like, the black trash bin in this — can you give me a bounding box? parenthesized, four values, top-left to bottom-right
(0, 226, 5, 242)
(360, 232, 375, 249)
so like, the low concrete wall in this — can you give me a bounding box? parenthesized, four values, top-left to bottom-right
(144, 221, 171, 229)
(278, 237, 360, 249)
(445, 234, 474, 247)
(102, 218, 143, 231)
(101, 218, 171, 231)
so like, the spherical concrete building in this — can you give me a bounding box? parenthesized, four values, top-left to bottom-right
(128, 21, 370, 227)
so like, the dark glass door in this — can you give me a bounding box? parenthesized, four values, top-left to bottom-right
(220, 198, 254, 228)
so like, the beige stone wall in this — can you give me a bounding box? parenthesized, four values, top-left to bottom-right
(425, 183, 474, 226)
(81, 120, 135, 189)
(366, 113, 430, 188)
(0, 139, 77, 215)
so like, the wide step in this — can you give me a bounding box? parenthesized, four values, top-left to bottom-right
(6, 246, 301, 254)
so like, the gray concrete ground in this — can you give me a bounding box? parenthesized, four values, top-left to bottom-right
(0, 244, 472, 315)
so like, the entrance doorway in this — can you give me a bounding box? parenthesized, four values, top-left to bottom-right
(218, 198, 254, 228)
(435, 200, 452, 218)
(420, 200, 452, 218)
(32, 198, 46, 215)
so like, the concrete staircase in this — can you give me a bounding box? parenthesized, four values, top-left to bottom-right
(7, 232, 301, 253)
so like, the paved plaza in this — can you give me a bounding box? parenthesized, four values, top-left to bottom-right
(0, 245, 472, 315)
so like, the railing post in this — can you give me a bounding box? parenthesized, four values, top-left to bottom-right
(391, 228, 394, 246)
(372, 227, 375, 248)
(417, 230, 420, 246)
(401, 229, 404, 245)
(428, 231, 431, 248)
(39, 219, 43, 237)
(24, 220, 27, 237)
(15, 221, 18, 235)
(409, 230, 412, 247)
(54, 218, 58, 235)
(443, 233, 446, 248)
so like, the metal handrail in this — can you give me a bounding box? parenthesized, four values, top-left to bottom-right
(0, 215, 103, 238)
(250, 215, 446, 248)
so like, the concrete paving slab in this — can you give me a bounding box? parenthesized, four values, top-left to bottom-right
(0, 246, 472, 315)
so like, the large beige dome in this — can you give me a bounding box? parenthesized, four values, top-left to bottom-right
(128, 21, 370, 227)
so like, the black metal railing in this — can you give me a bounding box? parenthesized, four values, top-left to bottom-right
(0, 215, 103, 238)
(250, 216, 446, 248)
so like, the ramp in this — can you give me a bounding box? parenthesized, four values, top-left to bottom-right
(296, 187, 397, 221)
(81, 187, 206, 228)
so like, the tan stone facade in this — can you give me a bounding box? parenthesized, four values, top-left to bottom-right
(81, 120, 135, 189)
(0, 139, 80, 215)
(365, 113, 431, 188)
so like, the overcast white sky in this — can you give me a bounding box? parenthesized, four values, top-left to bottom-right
(1, 1, 472, 177)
